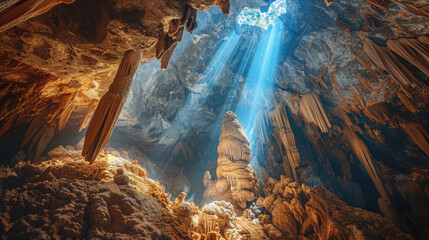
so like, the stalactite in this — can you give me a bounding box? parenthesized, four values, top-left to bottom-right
(363, 102, 392, 124)
(403, 122, 429, 157)
(349, 46, 371, 70)
(299, 93, 331, 133)
(336, 18, 351, 36)
(324, 0, 334, 7)
(21, 114, 45, 148)
(270, 104, 300, 182)
(397, 90, 418, 113)
(354, 72, 377, 101)
(360, 11, 376, 30)
(387, 36, 429, 77)
(216, 0, 230, 15)
(170, 141, 194, 164)
(185, 7, 198, 33)
(82, 50, 142, 163)
(160, 42, 178, 70)
(79, 99, 99, 132)
(0, 0, 21, 13)
(27, 124, 55, 161)
(57, 97, 75, 132)
(391, 0, 429, 19)
(344, 127, 397, 223)
(330, 72, 344, 97)
(366, 0, 389, 11)
(156, 5, 199, 70)
(363, 37, 418, 86)
(0, 0, 75, 33)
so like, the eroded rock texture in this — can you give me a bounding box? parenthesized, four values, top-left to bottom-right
(0, 0, 230, 162)
(204, 112, 259, 210)
(259, 176, 413, 240)
(0, 146, 192, 239)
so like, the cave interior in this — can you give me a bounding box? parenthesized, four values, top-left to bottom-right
(0, 0, 429, 239)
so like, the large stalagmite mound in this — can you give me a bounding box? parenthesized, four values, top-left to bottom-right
(203, 111, 259, 210)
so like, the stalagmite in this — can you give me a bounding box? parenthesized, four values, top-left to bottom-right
(198, 201, 238, 238)
(0, 0, 75, 33)
(79, 99, 99, 132)
(403, 122, 429, 157)
(344, 127, 397, 223)
(82, 50, 142, 163)
(363, 102, 392, 124)
(363, 37, 418, 86)
(299, 93, 331, 133)
(270, 104, 301, 182)
(387, 36, 429, 76)
(203, 111, 259, 210)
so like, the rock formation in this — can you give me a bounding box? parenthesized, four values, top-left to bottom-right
(387, 36, 429, 77)
(0, 0, 230, 158)
(344, 127, 397, 223)
(363, 37, 418, 86)
(203, 112, 259, 210)
(259, 176, 413, 240)
(299, 93, 331, 133)
(197, 201, 239, 238)
(271, 103, 301, 182)
(82, 50, 141, 163)
(403, 122, 429, 157)
(0, 0, 75, 32)
(0, 145, 190, 239)
(363, 102, 392, 124)
(79, 99, 98, 132)
(0, 142, 421, 240)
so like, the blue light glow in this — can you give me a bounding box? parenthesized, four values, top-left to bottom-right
(162, 31, 242, 143)
(237, 0, 287, 30)
(207, 40, 257, 140)
(234, 21, 284, 161)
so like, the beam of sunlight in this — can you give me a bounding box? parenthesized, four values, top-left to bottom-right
(160, 30, 242, 144)
(208, 40, 257, 139)
(234, 21, 284, 164)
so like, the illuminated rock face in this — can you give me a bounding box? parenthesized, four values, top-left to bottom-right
(204, 112, 259, 210)
(259, 176, 413, 239)
(0, 0, 230, 158)
(0, 144, 192, 239)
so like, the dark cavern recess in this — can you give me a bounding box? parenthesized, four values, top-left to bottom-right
(0, 0, 428, 239)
